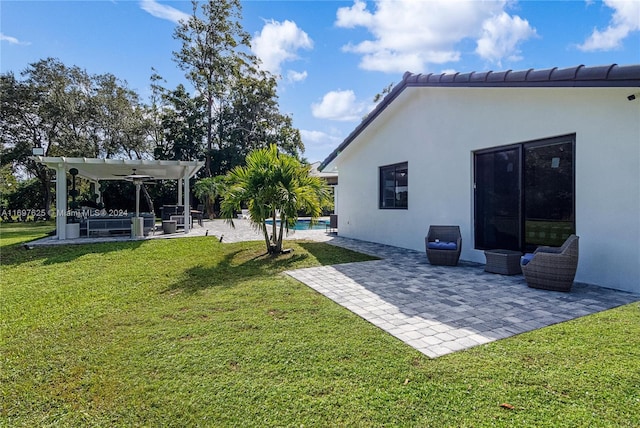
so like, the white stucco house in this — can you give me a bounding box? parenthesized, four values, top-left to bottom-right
(320, 64, 640, 294)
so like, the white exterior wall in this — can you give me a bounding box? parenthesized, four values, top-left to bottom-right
(334, 86, 640, 293)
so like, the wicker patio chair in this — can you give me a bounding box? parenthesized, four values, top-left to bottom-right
(326, 214, 338, 233)
(425, 225, 462, 266)
(521, 234, 579, 292)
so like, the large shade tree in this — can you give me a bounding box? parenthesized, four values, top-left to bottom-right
(212, 70, 303, 175)
(150, 83, 206, 162)
(145, 72, 206, 212)
(0, 58, 150, 215)
(172, 0, 304, 177)
(173, 0, 251, 176)
(219, 145, 330, 254)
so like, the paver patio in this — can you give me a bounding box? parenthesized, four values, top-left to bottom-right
(285, 234, 639, 358)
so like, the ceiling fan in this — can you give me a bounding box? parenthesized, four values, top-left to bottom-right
(113, 169, 157, 219)
(114, 169, 155, 184)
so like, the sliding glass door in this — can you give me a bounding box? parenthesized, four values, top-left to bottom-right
(474, 135, 575, 252)
(524, 139, 575, 250)
(474, 146, 521, 250)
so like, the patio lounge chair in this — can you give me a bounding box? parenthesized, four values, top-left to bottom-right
(425, 225, 462, 266)
(520, 234, 579, 292)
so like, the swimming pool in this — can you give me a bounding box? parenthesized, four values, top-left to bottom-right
(265, 218, 328, 231)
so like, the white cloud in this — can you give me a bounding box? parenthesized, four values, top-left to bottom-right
(1, 33, 30, 45)
(139, 0, 190, 24)
(311, 90, 370, 122)
(578, 0, 640, 51)
(252, 20, 313, 75)
(300, 129, 343, 147)
(335, 0, 536, 72)
(300, 129, 345, 162)
(476, 12, 537, 65)
(287, 70, 308, 83)
(336, 0, 374, 28)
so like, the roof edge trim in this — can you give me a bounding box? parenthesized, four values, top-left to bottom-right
(319, 63, 640, 171)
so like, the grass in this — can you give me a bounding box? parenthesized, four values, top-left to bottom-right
(1, 222, 639, 427)
(0, 220, 56, 248)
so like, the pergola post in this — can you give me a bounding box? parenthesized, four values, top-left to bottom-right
(55, 163, 67, 240)
(183, 171, 190, 234)
(177, 178, 183, 205)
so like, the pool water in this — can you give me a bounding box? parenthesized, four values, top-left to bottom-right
(265, 219, 328, 230)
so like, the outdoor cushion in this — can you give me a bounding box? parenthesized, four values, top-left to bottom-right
(521, 253, 535, 265)
(428, 241, 457, 250)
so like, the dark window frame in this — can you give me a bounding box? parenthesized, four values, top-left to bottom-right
(379, 162, 408, 209)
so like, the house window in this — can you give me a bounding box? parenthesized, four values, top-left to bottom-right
(379, 162, 408, 209)
(474, 135, 575, 252)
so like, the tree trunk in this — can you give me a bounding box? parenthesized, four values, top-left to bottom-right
(260, 221, 271, 254)
(276, 215, 285, 254)
(42, 177, 52, 220)
(36, 167, 52, 220)
(205, 96, 213, 177)
(271, 209, 277, 249)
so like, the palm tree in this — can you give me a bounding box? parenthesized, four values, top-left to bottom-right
(194, 175, 227, 218)
(220, 145, 330, 254)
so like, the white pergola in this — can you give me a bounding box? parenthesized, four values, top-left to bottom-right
(33, 157, 204, 240)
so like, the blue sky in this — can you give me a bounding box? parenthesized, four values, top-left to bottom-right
(2, 0, 639, 162)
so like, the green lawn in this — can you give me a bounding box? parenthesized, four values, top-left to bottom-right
(1, 223, 639, 427)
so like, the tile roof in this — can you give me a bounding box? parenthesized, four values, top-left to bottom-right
(404, 63, 640, 87)
(319, 64, 640, 171)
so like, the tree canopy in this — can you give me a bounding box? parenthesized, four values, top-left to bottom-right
(2, 0, 307, 215)
(172, 0, 303, 177)
(1, 58, 150, 214)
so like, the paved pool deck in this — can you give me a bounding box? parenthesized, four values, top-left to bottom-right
(28, 219, 640, 358)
